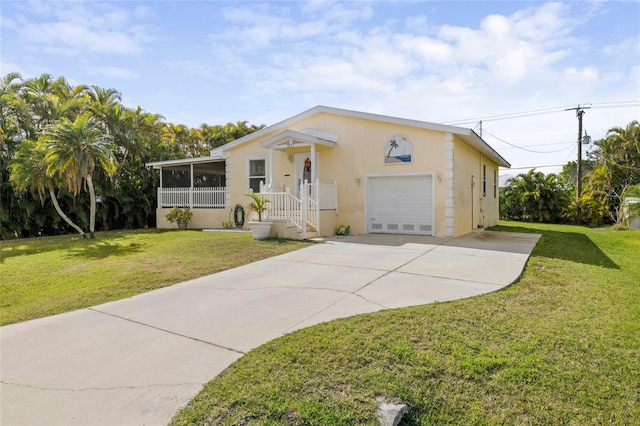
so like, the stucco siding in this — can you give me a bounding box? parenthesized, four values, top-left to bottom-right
(452, 137, 502, 235)
(290, 112, 447, 235)
(452, 136, 478, 236)
(223, 112, 450, 236)
(153, 108, 508, 237)
(156, 208, 228, 229)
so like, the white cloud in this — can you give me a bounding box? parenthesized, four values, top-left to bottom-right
(12, 2, 154, 55)
(0, 62, 22, 76)
(85, 65, 139, 80)
(133, 5, 153, 19)
(564, 66, 599, 82)
(395, 34, 452, 65)
(194, 0, 590, 111)
(602, 36, 640, 58)
(435, 3, 575, 85)
(167, 60, 216, 80)
(6, 0, 635, 175)
(322, 2, 374, 25)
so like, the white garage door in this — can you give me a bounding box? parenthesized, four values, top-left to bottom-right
(367, 175, 433, 235)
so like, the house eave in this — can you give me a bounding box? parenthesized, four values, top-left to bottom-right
(146, 155, 225, 170)
(260, 129, 337, 151)
(219, 105, 509, 167)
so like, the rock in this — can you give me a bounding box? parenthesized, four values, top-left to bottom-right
(377, 402, 408, 426)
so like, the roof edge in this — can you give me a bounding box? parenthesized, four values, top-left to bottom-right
(158, 105, 510, 169)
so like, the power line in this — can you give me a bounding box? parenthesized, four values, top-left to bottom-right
(441, 101, 639, 125)
(563, 144, 577, 164)
(503, 164, 566, 170)
(497, 143, 573, 153)
(499, 140, 575, 150)
(484, 131, 574, 153)
(591, 100, 640, 107)
(443, 106, 569, 125)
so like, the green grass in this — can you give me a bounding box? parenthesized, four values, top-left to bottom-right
(171, 222, 640, 425)
(0, 230, 310, 326)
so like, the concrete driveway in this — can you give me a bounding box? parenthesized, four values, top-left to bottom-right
(1, 231, 540, 426)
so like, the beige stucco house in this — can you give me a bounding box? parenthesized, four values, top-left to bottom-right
(148, 106, 510, 239)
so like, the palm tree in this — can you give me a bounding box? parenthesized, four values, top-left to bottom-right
(386, 138, 399, 159)
(43, 114, 115, 238)
(502, 169, 567, 222)
(583, 120, 640, 223)
(1, 72, 26, 144)
(10, 140, 86, 236)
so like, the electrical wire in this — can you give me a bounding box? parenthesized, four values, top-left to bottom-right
(443, 107, 569, 125)
(442, 101, 639, 173)
(484, 131, 575, 153)
(499, 141, 574, 151)
(505, 164, 567, 170)
(563, 144, 577, 164)
(441, 101, 640, 125)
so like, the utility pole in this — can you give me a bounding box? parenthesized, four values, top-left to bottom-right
(565, 105, 590, 199)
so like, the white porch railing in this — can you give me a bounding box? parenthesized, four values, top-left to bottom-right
(258, 180, 336, 239)
(309, 181, 338, 211)
(157, 187, 226, 208)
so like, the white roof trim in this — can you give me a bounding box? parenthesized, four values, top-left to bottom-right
(146, 106, 510, 169)
(301, 128, 339, 143)
(220, 105, 510, 168)
(146, 147, 224, 169)
(260, 129, 337, 150)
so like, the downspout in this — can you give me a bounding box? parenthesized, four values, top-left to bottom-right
(479, 153, 484, 228)
(471, 175, 476, 230)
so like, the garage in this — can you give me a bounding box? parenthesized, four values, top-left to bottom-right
(366, 174, 434, 235)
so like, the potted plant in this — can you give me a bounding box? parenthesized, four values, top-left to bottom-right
(165, 206, 193, 230)
(246, 193, 272, 240)
(223, 207, 235, 229)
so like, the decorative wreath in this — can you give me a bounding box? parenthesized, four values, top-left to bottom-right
(233, 204, 245, 228)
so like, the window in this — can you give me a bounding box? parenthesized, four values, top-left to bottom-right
(482, 164, 487, 197)
(493, 168, 497, 199)
(248, 159, 266, 193)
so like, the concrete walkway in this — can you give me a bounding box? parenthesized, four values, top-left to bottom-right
(1, 231, 540, 426)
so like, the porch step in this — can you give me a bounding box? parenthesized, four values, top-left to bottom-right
(296, 227, 317, 240)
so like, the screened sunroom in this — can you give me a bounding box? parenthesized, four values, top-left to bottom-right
(148, 157, 227, 209)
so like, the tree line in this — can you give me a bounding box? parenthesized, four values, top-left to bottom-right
(3, 73, 636, 238)
(1, 73, 263, 239)
(501, 120, 640, 226)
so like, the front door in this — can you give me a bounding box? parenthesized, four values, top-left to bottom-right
(295, 152, 319, 198)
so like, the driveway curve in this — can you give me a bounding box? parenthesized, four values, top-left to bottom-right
(1, 231, 540, 425)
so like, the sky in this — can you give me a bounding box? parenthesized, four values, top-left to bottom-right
(2, 0, 639, 175)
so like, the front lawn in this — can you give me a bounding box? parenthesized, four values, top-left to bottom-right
(0, 230, 310, 326)
(171, 222, 640, 425)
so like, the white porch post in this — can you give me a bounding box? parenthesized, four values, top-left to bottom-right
(310, 143, 316, 184)
(158, 167, 163, 208)
(269, 147, 274, 188)
(189, 164, 194, 208)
